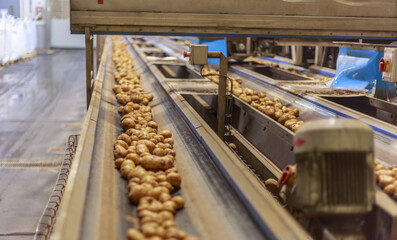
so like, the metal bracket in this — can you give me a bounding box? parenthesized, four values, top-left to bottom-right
(85, 27, 94, 109)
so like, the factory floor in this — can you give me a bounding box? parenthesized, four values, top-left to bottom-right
(0, 49, 86, 239)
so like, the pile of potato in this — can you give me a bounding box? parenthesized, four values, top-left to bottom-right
(201, 68, 304, 132)
(112, 37, 199, 240)
(375, 161, 397, 199)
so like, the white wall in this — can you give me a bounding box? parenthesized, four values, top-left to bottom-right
(50, 19, 96, 48)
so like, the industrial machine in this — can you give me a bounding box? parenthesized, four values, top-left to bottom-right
(43, 1, 397, 240)
(293, 119, 375, 240)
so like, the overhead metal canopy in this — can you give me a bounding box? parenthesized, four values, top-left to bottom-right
(71, 0, 397, 39)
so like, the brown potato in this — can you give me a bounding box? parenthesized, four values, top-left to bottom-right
(121, 159, 135, 169)
(163, 138, 174, 146)
(114, 158, 125, 169)
(141, 155, 174, 171)
(118, 106, 125, 114)
(278, 114, 296, 125)
(172, 196, 185, 210)
(129, 166, 147, 179)
(141, 222, 158, 237)
(264, 178, 279, 193)
(121, 165, 134, 179)
(166, 149, 176, 157)
(158, 192, 172, 203)
(153, 148, 167, 157)
(159, 181, 173, 192)
(121, 118, 136, 131)
(114, 140, 129, 150)
(264, 106, 275, 119)
(138, 140, 156, 153)
(154, 135, 165, 143)
(379, 175, 395, 188)
(159, 130, 172, 139)
(166, 173, 181, 188)
(162, 220, 176, 229)
(384, 183, 397, 196)
(114, 145, 128, 159)
(136, 143, 150, 156)
(128, 185, 148, 204)
(148, 200, 163, 212)
(126, 228, 145, 240)
(162, 200, 176, 213)
(165, 227, 180, 238)
(126, 153, 141, 165)
(158, 210, 174, 222)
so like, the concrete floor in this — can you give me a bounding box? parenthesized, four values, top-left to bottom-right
(0, 49, 86, 239)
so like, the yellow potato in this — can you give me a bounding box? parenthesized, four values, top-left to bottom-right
(172, 196, 185, 210)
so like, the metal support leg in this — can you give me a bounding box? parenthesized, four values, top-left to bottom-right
(85, 27, 94, 109)
(314, 46, 323, 66)
(217, 54, 228, 139)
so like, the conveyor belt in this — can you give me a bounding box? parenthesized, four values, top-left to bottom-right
(52, 36, 312, 240)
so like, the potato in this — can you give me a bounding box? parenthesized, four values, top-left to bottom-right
(129, 185, 150, 204)
(159, 210, 174, 222)
(153, 148, 167, 157)
(114, 145, 128, 159)
(273, 97, 281, 103)
(120, 165, 134, 179)
(153, 134, 165, 143)
(126, 153, 141, 165)
(278, 114, 296, 125)
(142, 175, 157, 186)
(136, 143, 150, 156)
(162, 220, 176, 229)
(165, 167, 178, 175)
(147, 121, 158, 129)
(129, 166, 147, 179)
(384, 183, 397, 196)
(159, 181, 173, 192)
(163, 143, 172, 150)
(163, 138, 174, 146)
(113, 85, 123, 94)
(165, 227, 180, 238)
(127, 228, 145, 240)
(138, 209, 156, 219)
(166, 173, 181, 188)
(141, 155, 174, 171)
(274, 109, 283, 119)
(141, 215, 160, 225)
(172, 196, 185, 210)
(285, 119, 298, 128)
(379, 175, 395, 188)
(166, 149, 176, 157)
(121, 118, 136, 131)
(148, 200, 164, 212)
(162, 200, 176, 213)
(138, 140, 156, 153)
(141, 222, 158, 237)
(375, 164, 386, 171)
(159, 130, 172, 139)
(114, 140, 129, 150)
(159, 192, 172, 203)
(114, 158, 125, 169)
(264, 106, 275, 119)
(265, 178, 279, 193)
(291, 108, 300, 117)
(118, 106, 125, 114)
(121, 159, 135, 169)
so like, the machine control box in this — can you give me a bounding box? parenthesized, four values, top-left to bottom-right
(381, 48, 397, 83)
(189, 45, 208, 65)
